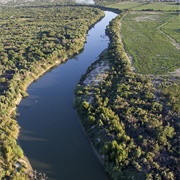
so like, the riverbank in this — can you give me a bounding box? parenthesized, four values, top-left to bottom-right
(74, 109, 104, 165)
(10, 59, 66, 177)
(13, 39, 89, 176)
(0, 6, 105, 178)
(16, 10, 118, 180)
(74, 10, 180, 180)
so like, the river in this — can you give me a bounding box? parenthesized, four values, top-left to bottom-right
(17, 11, 117, 180)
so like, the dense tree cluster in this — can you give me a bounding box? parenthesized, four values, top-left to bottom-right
(74, 11, 179, 179)
(0, 4, 104, 179)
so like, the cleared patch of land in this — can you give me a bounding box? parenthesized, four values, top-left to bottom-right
(121, 11, 180, 75)
(83, 61, 110, 86)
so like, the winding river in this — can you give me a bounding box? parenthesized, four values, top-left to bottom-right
(17, 11, 117, 180)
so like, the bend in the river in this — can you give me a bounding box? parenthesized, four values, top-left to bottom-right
(17, 11, 117, 180)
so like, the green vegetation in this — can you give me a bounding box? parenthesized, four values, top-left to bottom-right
(106, 1, 180, 11)
(133, 2, 180, 11)
(160, 77, 180, 115)
(95, 0, 127, 5)
(0, 4, 104, 179)
(161, 14, 180, 44)
(74, 10, 179, 180)
(121, 11, 180, 74)
(1, 0, 179, 179)
(107, 1, 144, 10)
(105, 1, 180, 75)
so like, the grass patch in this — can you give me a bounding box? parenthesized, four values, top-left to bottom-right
(106, 1, 180, 11)
(161, 13, 180, 43)
(107, 1, 144, 10)
(121, 11, 180, 74)
(133, 2, 180, 11)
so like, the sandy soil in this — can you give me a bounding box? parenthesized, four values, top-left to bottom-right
(82, 61, 110, 104)
(168, 68, 180, 77)
(134, 15, 160, 22)
(83, 61, 110, 86)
